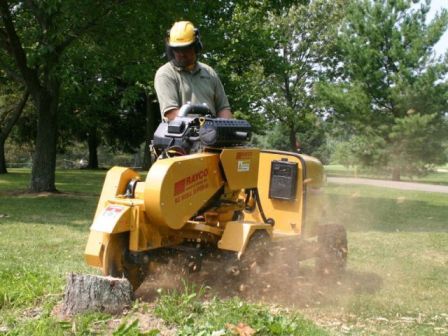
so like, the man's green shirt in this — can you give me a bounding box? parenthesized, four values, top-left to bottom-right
(154, 61, 230, 117)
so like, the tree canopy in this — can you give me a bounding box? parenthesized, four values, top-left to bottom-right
(1, 0, 447, 185)
(319, 0, 448, 179)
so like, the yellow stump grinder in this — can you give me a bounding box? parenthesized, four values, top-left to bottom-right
(85, 104, 348, 290)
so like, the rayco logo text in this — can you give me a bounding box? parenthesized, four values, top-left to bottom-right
(174, 168, 209, 202)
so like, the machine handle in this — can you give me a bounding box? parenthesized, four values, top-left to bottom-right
(178, 103, 212, 117)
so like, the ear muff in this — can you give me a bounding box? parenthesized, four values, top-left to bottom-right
(193, 28, 203, 52)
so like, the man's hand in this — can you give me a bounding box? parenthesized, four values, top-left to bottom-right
(164, 108, 180, 121)
(217, 108, 233, 119)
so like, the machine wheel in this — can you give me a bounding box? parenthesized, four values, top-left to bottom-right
(240, 230, 271, 273)
(102, 233, 145, 290)
(315, 224, 348, 276)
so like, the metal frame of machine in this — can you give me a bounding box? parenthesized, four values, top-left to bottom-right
(85, 109, 345, 289)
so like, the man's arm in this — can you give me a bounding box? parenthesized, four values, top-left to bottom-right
(154, 67, 180, 120)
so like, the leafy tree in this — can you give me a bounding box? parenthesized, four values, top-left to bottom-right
(263, 0, 344, 151)
(319, 0, 448, 180)
(203, 0, 279, 128)
(0, 0, 210, 185)
(58, 1, 228, 170)
(388, 112, 447, 176)
(0, 0, 130, 191)
(207, 0, 344, 155)
(0, 80, 29, 173)
(59, 45, 148, 169)
(254, 118, 331, 163)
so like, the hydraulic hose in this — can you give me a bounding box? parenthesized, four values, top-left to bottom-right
(252, 188, 275, 226)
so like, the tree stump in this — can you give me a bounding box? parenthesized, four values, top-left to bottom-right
(61, 273, 133, 316)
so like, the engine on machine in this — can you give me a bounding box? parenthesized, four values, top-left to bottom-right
(151, 104, 252, 157)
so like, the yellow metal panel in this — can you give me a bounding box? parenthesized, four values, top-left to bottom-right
(297, 154, 325, 237)
(134, 181, 146, 206)
(90, 204, 131, 234)
(220, 148, 260, 190)
(300, 154, 325, 189)
(244, 151, 305, 236)
(84, 230, 105, 267)
(218, 221, 272, 254)
(86, 167, 139, 269)
(93, 167, 140, 222)
(243, 151, 325, 237)
(144, 153, 224, 230)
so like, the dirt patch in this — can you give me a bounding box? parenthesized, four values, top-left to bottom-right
(135, 251, 383, 309)
(128, 309, 177, 336)
(53, 302, 176, 335)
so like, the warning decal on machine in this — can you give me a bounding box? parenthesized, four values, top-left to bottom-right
(90, 205, 127, 232)
(237, 160, 250, 172)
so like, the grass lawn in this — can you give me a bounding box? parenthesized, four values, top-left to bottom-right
(304, 183, 448, 335)
(0, 168, 447, 335)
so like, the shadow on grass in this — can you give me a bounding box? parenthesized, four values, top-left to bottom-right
(0, 193, 96, 231)
(0, 169, 106, 194)
(323, 193, 448, 232)
(0, 172, 30, 189)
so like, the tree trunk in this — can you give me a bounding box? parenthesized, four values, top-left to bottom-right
(61, 273, 133, 316)
(30, 87, 59, 192)
(142, 94, 159, 170)
(87, 129, 99, 169)
(289, 128, 298, 152)
(0, 139, 7, 174)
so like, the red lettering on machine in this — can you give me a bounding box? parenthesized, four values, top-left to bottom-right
(174, 168, 209, 196)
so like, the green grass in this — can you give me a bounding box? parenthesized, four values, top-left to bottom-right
(155, 283, 326, 335)
(0, 170, 104, 335)
(323, 183, 448, 232)
(1, 168, 447, 335)
(303, 183, 448, 335)
(325, 164, 448, 185)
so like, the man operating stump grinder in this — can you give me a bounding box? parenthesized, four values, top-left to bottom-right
(155, 21, 232, 121)
(83, 21, 347, 291)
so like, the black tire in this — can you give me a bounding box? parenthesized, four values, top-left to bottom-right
(315, 224, 348, 276)
(239, 230, 271, 272)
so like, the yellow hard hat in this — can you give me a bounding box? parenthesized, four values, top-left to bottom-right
(168, 21, 197, 47)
